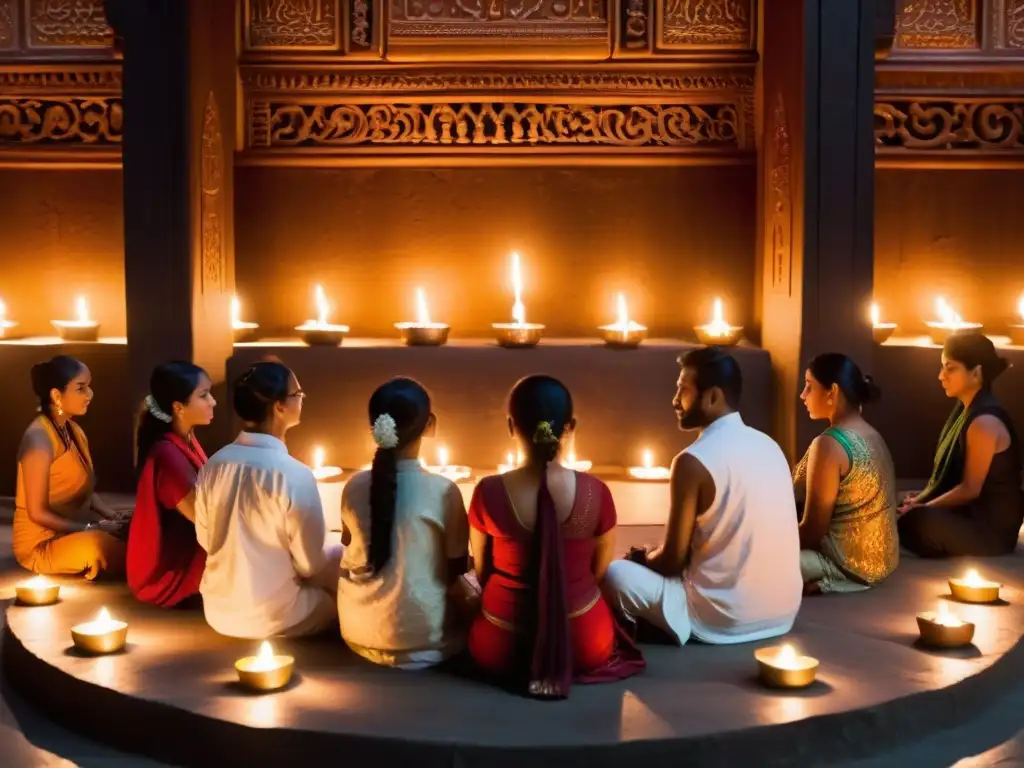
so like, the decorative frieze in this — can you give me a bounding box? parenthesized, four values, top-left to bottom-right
(874, 99, 1024, 150)
(894, 0, 978, 50)
(0, 95, 121, 144)
(0, 66, 121, 92)
(27, 0, 111, 48)
(245, 0, 340, 50)
(0, 0, 17, 51)
(657, 0, 753, 49)
(200, 92, 226, 295)
(1007, 0, 1024, 48)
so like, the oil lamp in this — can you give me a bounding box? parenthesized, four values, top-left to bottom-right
(15, 575, 60, 606)
(916, 601, 975, 648)
(694, 298, 743, 347)
(297, 284, 349, 346)
(0, 299, 19, 339)
(1009, 294, 1024, 346)
(599, 293, 647, 349)
(755, 643, 819, 689)
(52, 296, 100, 342)
(395, 287, 450, 346)
(311, 446, 343, 523)
(493, 252, 545, 348)
(71, 607, 128, 654)
(926, 297, 982, 345)
(870, 302, 897, 344)
(498, 449, 524, 474)
(627, 449, 671, 481)
(562, 437, 592, 471)
(948, 568, 1002, 603)
(424, 445, 472, 482)
(235, 640, 295, 692)
(232, 295, 260, 343)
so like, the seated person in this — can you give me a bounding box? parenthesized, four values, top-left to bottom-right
(794, 353, 898, 594)
(898, 334, 1023, 557)
(603, 347, 802, 645)
(14, 356, 127, 579)
(468, 375, 644, 699)
(127, 362, 215, 608)
(338, 378, 469, 669)
(195, 361, 341, 639)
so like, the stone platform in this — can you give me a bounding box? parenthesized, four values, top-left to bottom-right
(2, 546, 1023, 768)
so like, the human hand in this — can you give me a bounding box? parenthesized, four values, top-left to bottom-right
(897, 494, 922, 517)
(95, 519, 128, 535)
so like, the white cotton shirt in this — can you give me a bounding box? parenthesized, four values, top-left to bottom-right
(682, 412, 803, 644)
(194, 432, 328, 640)
(338, 460, 468, 669)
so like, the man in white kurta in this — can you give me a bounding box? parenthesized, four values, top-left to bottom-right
(602, 347, 802, 645)
(195, 432, 339, 639)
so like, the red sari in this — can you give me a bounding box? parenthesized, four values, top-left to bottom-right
(468, 471, 644, 697)
(127, 434, 206, 608)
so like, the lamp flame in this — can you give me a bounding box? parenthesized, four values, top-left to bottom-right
(935, 296, 965, 328)
(963, 568, 985, 587)
(75, 296, 90, 323)
(616, 293, 629, 327)
(0, 299, 6, 322)
(416, 287, 432, 326)
(232, 296, 241, 326)
(934, 601, 963, 628)
(312, 446, 325, 473)
(702, 298, 733, 337)
(642, 449, 653, 469)
(437, 445, 449, 468)
(97, 607, 112, 625)
(775, 644, 798, 669)
(511, 252, 526, 325)
(314, 284, 331, 327)
(1018, 294, 1024, 322)
(870, 302, 880, 327)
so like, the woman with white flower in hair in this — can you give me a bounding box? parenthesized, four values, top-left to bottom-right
(337, 377, 470, 669)
(127, 362, 215, 607)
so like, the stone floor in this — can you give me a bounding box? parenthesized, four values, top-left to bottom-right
(2, 522, 1024, 766)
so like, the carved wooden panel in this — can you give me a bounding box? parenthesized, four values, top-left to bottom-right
(245, 0, 341, 51)
(656, 0, 754, 50)
(0, 0, 17, 51)
(767, 91, 792, 297)
(0, 96, 121, 144)
(200, 92, 226, 295)
(875, 99, 1024, 151)
(1006, 0, 1024, 48)
(26, 0, 110, 48)
(386, 0, 610, 60)
(894, 0, 978, 49)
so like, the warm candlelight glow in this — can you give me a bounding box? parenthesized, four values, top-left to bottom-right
(394, 287, 450, 345)
(232, 295, 259, 336)
(706, 299, 730, 336)
(251, 641, 280, 673)
(933, 601, 964, 628)
(70, 605, 128, 653)
(296, 284, 349, 344)
(870, 303, 880, 327)
(599, 293, 648, 347)
(931, 296, 978, 330)
(499, 451, 516, 474)
(694, 297, 743, 346)
(962, 568, 993, 587)
(755, 643, 819, 688)
(425, 445, 471, 481)
(774, 644, 798, 669)
(563, 445, 593, 472)
(232, 296, 241, 326)
(73, 606, 125, 635)
(417, 288, 431, 325)
(627, 449, 671, 481)
(23, 575, 53, 589)
(1018, 294, 1024, 322)
(15, 574, 60, 605)
(948, 568, 1001, 603)
(75, 296, 90, 324)
(512, 252, 526, 326)
(310, 445, 341, 481)
(493, 253, 545, 346)
(235, 639, 295, 690)
(438, 445, 449, 468)
(313, 446, 325, 472)
(315, 284, 329, 326)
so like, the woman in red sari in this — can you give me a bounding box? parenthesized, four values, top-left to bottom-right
(468, 375, 644, 698)
(127, 362, 215, 608)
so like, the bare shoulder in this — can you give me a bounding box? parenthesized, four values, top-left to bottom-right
(672, 452, 712, 486)
(969, 414, 1010, 441)
(810, 433, 846, 462)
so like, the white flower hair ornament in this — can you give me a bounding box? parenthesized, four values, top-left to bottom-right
(145, 395, 173, 424)
(372, 413, 400, 449)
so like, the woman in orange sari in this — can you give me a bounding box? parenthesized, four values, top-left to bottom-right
(14, 356, 127, 579)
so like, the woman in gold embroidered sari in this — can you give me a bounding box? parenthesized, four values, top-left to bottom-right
(14, 356, 127, 579)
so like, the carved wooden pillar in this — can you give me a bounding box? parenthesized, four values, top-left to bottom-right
(758, 0, 879, 462)
(104, 0, 236, 432)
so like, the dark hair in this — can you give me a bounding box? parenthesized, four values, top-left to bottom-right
(367, 377, 432, 573)
(508, 375, 574, 466)
(807, 353, 880, 406)
(30, 355, 85, 414)
(678, 346, 743, 409)
(134, 361, 206, 472)
(943, 333, 1010, 388)
(232, 361, 293, 424)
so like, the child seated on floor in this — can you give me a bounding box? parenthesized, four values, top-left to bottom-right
(337, 377, 470, 669)
(195, 361, 341, 639)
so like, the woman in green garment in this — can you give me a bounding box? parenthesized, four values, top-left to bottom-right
(897, 334, 1022, 558)
(794, 353, 899, 594)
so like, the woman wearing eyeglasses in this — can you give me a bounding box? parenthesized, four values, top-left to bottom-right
(194, 360, 341, 639)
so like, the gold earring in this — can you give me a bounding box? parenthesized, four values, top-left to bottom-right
(55, 401, 63, 416)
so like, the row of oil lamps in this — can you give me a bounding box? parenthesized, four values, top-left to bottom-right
(12, 566, 1004, 691)
(871, 296, 1024, 346)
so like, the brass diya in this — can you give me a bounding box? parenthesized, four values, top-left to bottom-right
(925, 323, 983, 347)
(872, 324, 898, 344)
(52, 321, 100, 342)
(694, 324, 743, 347)
(395, 322, 450, 347)
(232, 322, 260, 344)
(235, 641, 295, 692)
(755, 645, 819, 689)
(493, 323, 545, 348)
(71, 608, 128, 654)
(297, 323, 349, 347)
(599, 323, 648, 349)
(916, 612, 975, 649)
(15, 576, 60, 606)
(948, 571, 1002, 604)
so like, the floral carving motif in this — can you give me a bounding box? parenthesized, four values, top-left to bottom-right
(0, 97, 122, 144)
(200, 93, 225, 295)
(895, 0, 977, 49)
(1008, 0, 1024, 48)
(0, 0, 16, 50)
(351, 0, 370, 47)
(624, 0, 647, 48)
(388, 0, 607, 40)
(28, 0, 111, 47)
(874, 101, 1024, 150)
(768, 91, 791, 297)
(661, 0, 751, 46)
(247, 0, 339, 49)
(251, 101, 741, 149)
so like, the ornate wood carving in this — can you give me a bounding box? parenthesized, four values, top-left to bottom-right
(894, 0, 978, 49)
(0, 0, 17, 51)
(0, 95, 121, 144)
(657, 0, 752, 49)
(245, 0, 340, 50)
(767, 91, 792, 297)
(200, 92, 225, 295)
(875, 99, 1024, 150)
(350, 0, 370, 48)
(623, 0, 648, 49)
(1008, 0, 1024, 48)
(27, 0, 111, 48)
(386, 0, 609, 59)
